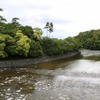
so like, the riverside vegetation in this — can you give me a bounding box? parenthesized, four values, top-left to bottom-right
(75, 29, 100, 50)
(0, 8, 100, 59)
(0, 8, 80, 59)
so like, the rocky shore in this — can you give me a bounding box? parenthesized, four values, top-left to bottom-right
(0, 51, 80, 68)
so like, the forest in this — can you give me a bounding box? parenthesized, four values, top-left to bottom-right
(1, 8, 100, 59)
(0, 8, 80, 59)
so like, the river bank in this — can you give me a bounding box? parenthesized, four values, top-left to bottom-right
(0, 51, 80, 68)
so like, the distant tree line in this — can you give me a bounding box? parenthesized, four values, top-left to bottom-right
(75, 29, 100, 50)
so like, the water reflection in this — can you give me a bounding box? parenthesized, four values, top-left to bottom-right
(84, 56, 100, 61)
(31, 54, 82, 70)
(0, 50, 100, 100)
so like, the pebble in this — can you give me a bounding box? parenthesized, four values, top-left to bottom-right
(16, 90, 21, 93)
(0, 83, 4, 86)
(7, 97, 13, 100)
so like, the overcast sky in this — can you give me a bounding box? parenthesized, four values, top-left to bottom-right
(0, 0, 100, 39)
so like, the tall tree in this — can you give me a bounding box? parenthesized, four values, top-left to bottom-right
(0, 16, 7, 22)
(44, 22, 53, 37)
(12, 17, 19, 23)
(0, 8, 7, 32)
(0, 8, 7, 23)
(11, 17, 20, 28)
(44, 22, 49, 37)
(49, 22, 53, 33)
(0, 8, 3, 11)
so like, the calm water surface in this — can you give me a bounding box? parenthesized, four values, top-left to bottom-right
(0, 50, 100, 100)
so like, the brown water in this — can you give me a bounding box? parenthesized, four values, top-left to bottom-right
(0, 50, 100, 100)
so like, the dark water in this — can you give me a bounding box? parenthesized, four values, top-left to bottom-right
(0, 50, 100, 100)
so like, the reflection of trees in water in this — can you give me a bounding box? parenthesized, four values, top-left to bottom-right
(84, 56, 100, 61)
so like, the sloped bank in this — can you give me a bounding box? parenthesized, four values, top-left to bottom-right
(0, 52, 80, 68)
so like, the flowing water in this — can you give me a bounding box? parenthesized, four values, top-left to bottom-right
(0, 50, 100, 100)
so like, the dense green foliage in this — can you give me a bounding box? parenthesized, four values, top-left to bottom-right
(42, 37, 79, 56)
(0, 34, 7, 58)
(42, 37, 62, 56)
(15, 30, 31, 56)
(76, 29, 100, 50)
(19, 26, 34, 38)
(0, 8, 80, 59)
(28, 40, 43, 58)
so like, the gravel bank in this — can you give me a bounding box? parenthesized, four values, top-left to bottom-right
(0, 51, 80, 68)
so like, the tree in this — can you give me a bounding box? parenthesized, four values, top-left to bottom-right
(11, 17, 21, 29)
(28, 40, 43, 58)
(49, 22, 53, 33)
(0, 8, 7, 23)
(12, 17, 19, 23)
(4, 34, 16, 56)
(44, 22, 49, 37)
(42, 37, 62, 56)
(0, 8, 3, 11)
(33, 27, 43, 41)
(19, 25, 34, 38)
(0, 34, 7, 58)
(1, 23, 17, 36)
(15, 30, 31, 57)
(44, 22, 53, 37)
(0, 16, 7, 22)
(0, 8, 7, 34)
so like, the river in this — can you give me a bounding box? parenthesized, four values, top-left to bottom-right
(0, 50, 100, 100)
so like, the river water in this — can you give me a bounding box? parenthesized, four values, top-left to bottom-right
(0, 50, 100, 100)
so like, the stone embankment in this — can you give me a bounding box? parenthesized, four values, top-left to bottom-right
(0, 52, 80, 68)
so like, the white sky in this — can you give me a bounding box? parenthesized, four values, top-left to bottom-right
(0, 0, 100, 39)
